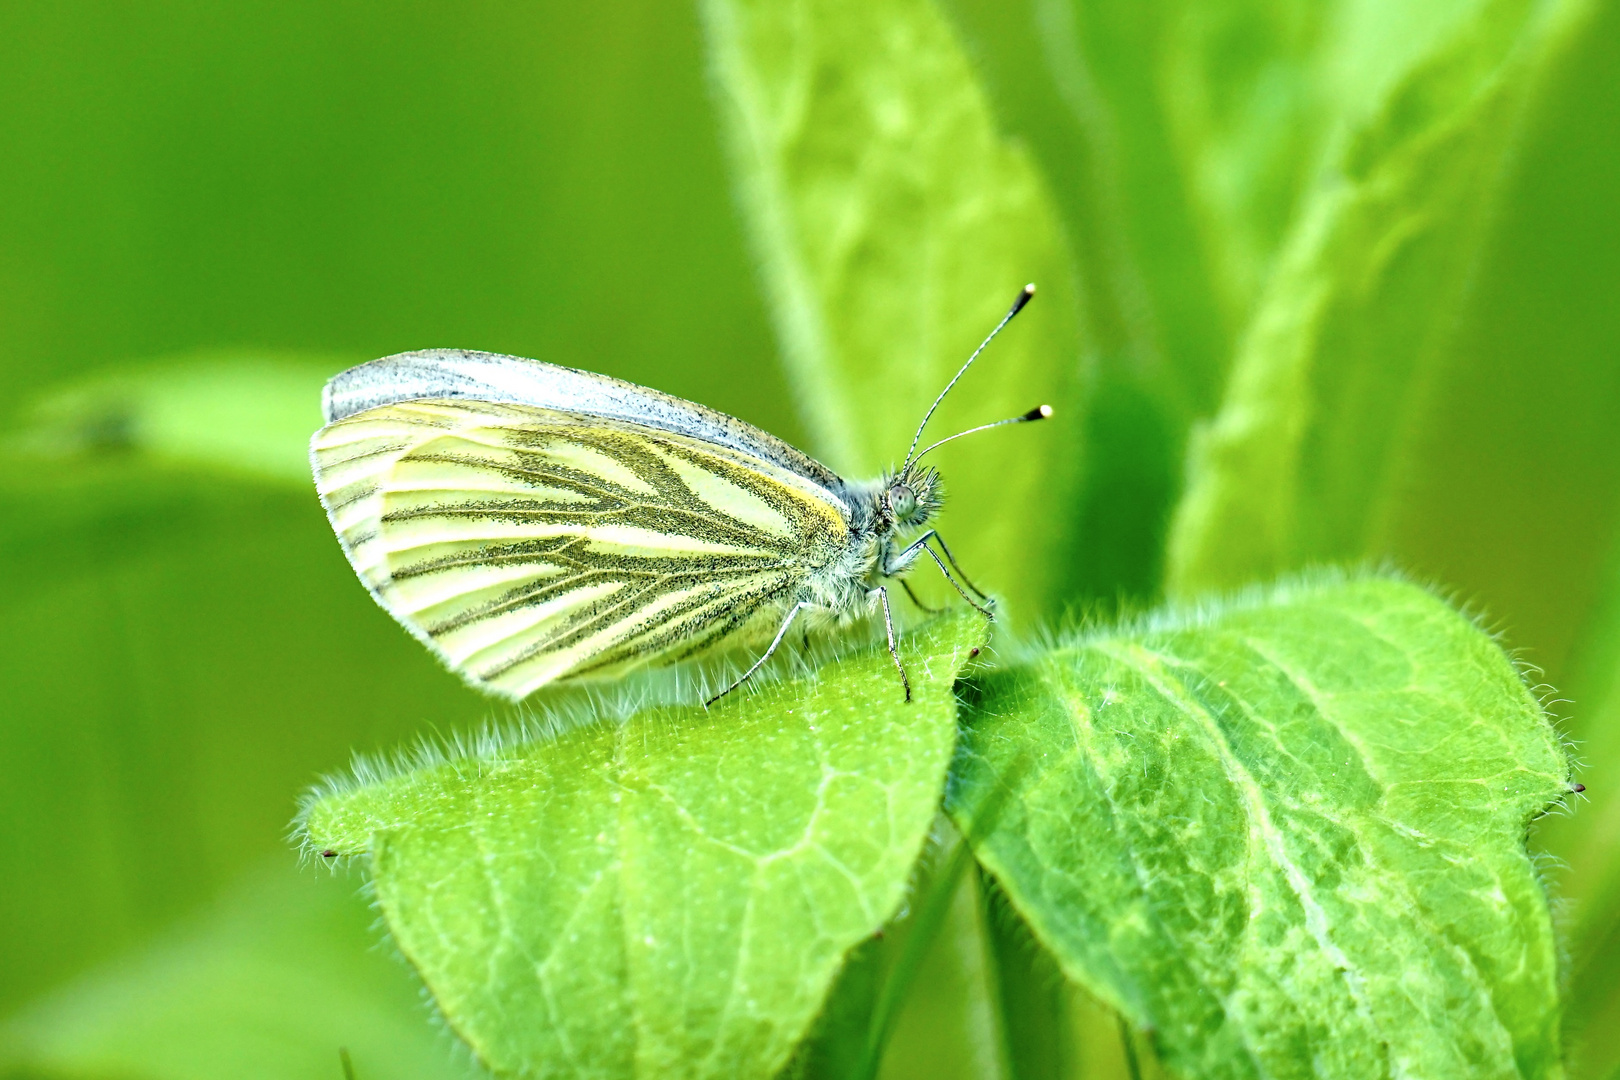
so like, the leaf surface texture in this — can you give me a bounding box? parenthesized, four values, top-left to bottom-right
(948, 576, 1568, 1079)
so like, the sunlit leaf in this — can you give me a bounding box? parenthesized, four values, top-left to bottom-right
(701, 0, 1087, 623)
(301, 614, 985, 1080)
(948, 575, 1569, 1079)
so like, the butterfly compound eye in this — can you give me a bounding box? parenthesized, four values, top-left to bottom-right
(889, 484, 918, 520)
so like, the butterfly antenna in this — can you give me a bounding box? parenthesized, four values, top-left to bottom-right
(911, 404, 1052, 464)
(902, 283, 1036, 470)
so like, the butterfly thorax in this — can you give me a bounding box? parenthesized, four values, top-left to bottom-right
(801, 464, 943, 615)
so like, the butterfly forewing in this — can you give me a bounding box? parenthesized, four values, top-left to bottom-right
(311, 399, 849, 698)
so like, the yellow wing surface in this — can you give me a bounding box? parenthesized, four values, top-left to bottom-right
(311, 398, 850, 699)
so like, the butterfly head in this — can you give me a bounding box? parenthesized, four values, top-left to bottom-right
(894, 284, 1049, 499)
(885, 466, 943, 530)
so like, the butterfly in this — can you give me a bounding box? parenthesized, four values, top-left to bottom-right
(310, 285, 1048, 706)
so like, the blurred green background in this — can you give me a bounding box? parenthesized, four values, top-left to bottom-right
(1, 0, 1618, 1076)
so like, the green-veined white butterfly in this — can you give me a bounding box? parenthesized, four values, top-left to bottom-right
(310, 285, 1047, 705)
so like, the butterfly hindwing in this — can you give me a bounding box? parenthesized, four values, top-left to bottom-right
(312, 399, 850, 699)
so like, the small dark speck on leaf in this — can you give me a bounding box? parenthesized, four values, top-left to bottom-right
(1574, 783, 1587, 793)
(322, 850, 339, 859)
(969, 647, 980, 658)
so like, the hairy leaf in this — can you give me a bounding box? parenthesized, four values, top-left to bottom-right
(1166, 0, 1620, 679)
(947, 575, 1569, 1079)
(701, 0, 1086, 624)
(302, 614, 986, 1080)
(0, 860, 479, 1080)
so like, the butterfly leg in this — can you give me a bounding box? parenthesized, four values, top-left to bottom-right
(705, 601, 813, 708)
(900, 577, 941, 614)
(873, 585, 912, 702)
(930, 531, 990, 602)
(888, 531, 994, 619)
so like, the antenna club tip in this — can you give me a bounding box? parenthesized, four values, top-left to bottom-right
(1008, 283, 1037, 318)
(1022, 404, 1053, 422)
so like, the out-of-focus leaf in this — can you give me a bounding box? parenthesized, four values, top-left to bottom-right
(941, 0, 1228, 409)
(1007, 0, 1531, 365)
(937, 0, 1525, 611)
(930, 0, 1228, 610)
(784, 820, 1012, 1080)
(948, 575, 1570, 1079)
(0, 462, 488, 1014)
(12, 353, 339, 484)
(0, 859, 481, 1080)
(301, 614, 985, 1079)
(0, 0, 804, 1030)
(0, 3, 794, 447)
(700, 0, 1086, 624)
(976, 870, 1070, 1080)
(1166, 0, 1620, 680)
(1098, 0, 1498, 325)
(871, 857, 1006, 1080)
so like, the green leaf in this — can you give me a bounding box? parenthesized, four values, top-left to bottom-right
(0, 859, 480, 1080)
(946, 574, 1570, 1079)
(0, 5, 793, 450)
(867, 851, 1006, 1080)
(700, 0, 1087, 624)
(977, 869, 1072, 1080)
(0, 459, 488, 1015)
(929, 0, 1238, 609)
(300, 614, 986, 1080)
(10, 352, 341, 485)
(940, 0, 1232, 412)
(1049, 0, 1509, 328)
(934, 0, 1542, 611)
(1165, 0, 1620, 679)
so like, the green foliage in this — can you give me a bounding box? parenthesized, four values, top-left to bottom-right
(948, 575, 1569, 1078)
(2, 0, 1614, 1077)
(301, 615, 984, 1080)
(0, 353, 490, 1030)
(1165, 0, 1620, 682)
(12, 354, 338, 485)
(0, 861, 479, 1080)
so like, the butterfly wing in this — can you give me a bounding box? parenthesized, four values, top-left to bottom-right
(311, 398, 851, 700)
(323, 349, 846, 492)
